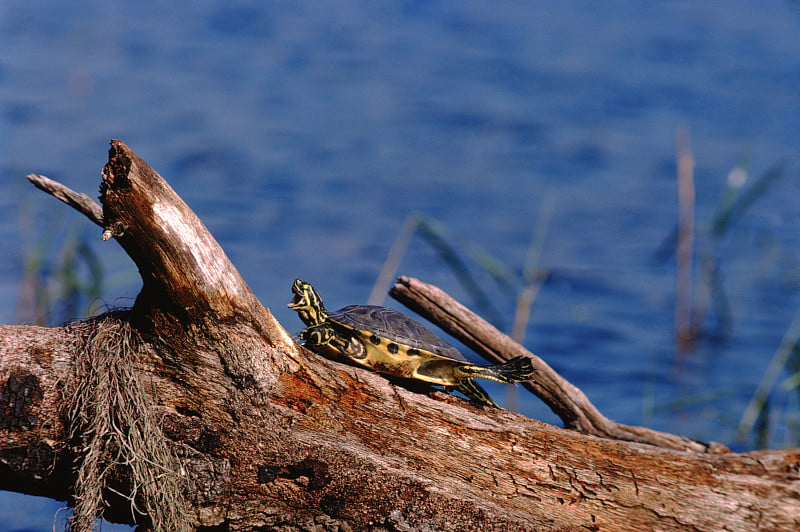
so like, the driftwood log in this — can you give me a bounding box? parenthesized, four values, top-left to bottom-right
(1, 140, 799, 530)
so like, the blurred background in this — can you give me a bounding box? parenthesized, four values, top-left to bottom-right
(2, 1, 799, 529)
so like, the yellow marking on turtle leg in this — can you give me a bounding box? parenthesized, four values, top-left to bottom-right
(455, 358, 535, 384)
(456, 378, 498, 408)
(455, 365, 514, 384)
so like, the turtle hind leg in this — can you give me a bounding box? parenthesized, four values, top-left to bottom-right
(495, 355, 535, 381)
(457, 355, 535, 384)
(455, 378, 498, 408)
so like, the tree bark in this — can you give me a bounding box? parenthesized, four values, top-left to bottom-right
(1, 140, 798, 531)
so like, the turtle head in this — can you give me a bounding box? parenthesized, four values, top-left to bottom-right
(288, 278, 328, 326)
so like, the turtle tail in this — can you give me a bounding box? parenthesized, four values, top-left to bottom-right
(457, 355, 535, 384)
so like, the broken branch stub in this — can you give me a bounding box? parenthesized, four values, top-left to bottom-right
(100, 140, 260, 325)
(99, 140, 292, 386)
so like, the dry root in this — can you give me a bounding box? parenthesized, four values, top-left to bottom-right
(65, 314, 190, 531)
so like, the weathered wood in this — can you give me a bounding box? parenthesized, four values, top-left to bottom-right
(1, 140, 799, 531)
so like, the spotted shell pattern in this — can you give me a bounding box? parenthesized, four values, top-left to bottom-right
(328, 305, 470, 363)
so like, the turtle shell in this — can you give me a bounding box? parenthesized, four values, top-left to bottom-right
(328, 305, 469, 363)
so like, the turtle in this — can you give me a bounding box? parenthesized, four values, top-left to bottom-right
(288, 278, 534, 407)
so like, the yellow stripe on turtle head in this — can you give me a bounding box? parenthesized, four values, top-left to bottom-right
(288, 278, 328, 327)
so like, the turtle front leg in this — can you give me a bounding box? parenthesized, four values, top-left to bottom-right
(300, 324, 333, 347)
(334, 334, 367, 360)
(301, 325, 367, 360)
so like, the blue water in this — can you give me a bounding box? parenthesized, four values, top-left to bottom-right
(2, 1, 800, 529)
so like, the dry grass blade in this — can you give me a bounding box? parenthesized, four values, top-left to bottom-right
(511, 197, 554, 344)
(369, 213, 421, 305)
(675, 125, 696, 350)
(370, 212, 506, 326)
